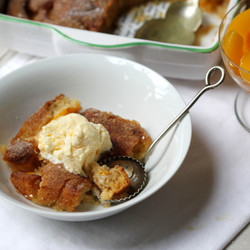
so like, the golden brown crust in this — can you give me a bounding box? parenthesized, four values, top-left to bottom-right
(10, 171, 42, 200)
(83, 108, 152, 161)
(3, 138, 40, 172)
(7, 0, 151, 32)
(38, 163, 92, 211)
(16, 94, 81, 141)
(37, 163, 91, 211)
(56, 178, 91, 211)
(10, 163, 91, 211)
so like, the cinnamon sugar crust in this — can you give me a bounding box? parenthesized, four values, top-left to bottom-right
(37, 163, 91, 211)
(3, 138, 39, 172)
(7, 0, 151, 32)
(83, 108, 152, 161)
(10, 171, 42, 200)
(16, 94, 81, 141)
(10, 163, 91, 211)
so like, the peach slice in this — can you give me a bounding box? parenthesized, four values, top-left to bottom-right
(240, 52, 250, 85)
(222, 29, 243, 66)
(244, 32, 250, 53)
(228, 9, 250, 38)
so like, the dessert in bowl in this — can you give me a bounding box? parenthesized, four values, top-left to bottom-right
(0, 53, 191, 221)
(219, 0, 250, 132)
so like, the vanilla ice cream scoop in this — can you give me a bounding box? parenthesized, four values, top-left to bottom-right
(38, 113, 112, 176)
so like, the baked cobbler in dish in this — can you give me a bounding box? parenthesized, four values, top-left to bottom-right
(6, 0, 151, 32)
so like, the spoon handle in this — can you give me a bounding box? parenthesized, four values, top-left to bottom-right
(142, 66, 225, 164)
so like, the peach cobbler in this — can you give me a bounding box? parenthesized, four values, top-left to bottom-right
(1, 94, 152, 211)
(6, 0, 229, 34)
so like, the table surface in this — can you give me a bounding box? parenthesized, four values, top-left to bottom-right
(0, 46, 250, 250)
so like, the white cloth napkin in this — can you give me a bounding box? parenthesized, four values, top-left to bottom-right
(0, 52, 250, 250)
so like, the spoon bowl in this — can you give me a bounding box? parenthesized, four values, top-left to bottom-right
(135, 0, 203, 45)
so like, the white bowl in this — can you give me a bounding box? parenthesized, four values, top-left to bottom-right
(0, 53, 192, 221)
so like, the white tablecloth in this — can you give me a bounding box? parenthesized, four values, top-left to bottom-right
(0, 52, 250, 250)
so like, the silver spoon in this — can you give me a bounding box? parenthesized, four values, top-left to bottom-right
(99, 66, 225, 203)
(135, 0, 203, 45)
